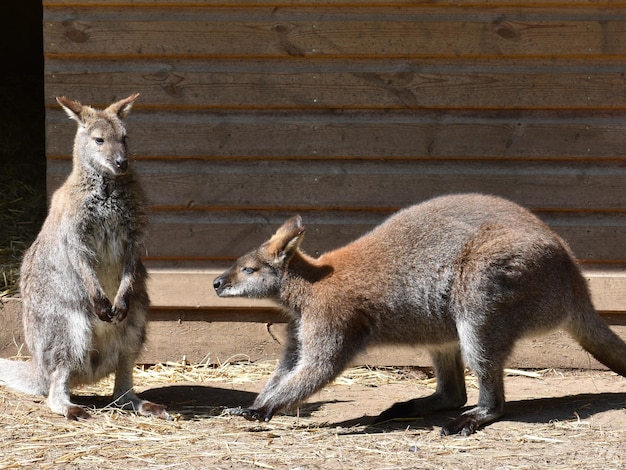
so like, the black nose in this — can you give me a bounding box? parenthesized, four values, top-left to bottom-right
(213, 278, 223, 290)
(115, 156, 128, 172)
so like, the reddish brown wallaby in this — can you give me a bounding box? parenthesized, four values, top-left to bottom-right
(213, 194, 626, 435)
(0, 95, 169, 420)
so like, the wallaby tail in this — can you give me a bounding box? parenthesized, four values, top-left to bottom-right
(565, 304, 626, 377)
(0, 358, 47, 396)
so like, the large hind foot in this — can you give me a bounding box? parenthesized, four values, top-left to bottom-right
(113, 393, 172, 420)
(66, 405, 91, 421)
(138, 400, 171, 420)
(225, 406, 272, 422)
(440, 405, 504, 436)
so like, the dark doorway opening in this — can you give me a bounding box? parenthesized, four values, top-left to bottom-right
(0, 1, 46, 296)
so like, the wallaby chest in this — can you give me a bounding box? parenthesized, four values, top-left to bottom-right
(77, 175, 145, 278)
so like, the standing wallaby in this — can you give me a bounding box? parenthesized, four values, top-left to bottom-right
(0, 94, 169, 420)
(214, 194, 626, 435)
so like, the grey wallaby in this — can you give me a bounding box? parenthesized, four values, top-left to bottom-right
(213, 193, 626, 435)
(0, 94, 169, 420)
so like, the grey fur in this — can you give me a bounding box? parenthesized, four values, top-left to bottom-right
(214, 193, 626, 435)
(0, 94, 169, 420)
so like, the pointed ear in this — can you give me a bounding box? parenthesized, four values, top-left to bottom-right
(267, 215, 306, 265)
(56, 96, 85, 123)
(106, 93, 140, 119)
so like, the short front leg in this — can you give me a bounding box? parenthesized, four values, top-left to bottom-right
(227, 360, 342, 422)
(72, 247, 114, 323)
(111, 254, 145, 324)
(226, 319, 301, 419)
(258, 319, 301, 393)
(111, 290, 130, 323)
(228, 321, 365, 422)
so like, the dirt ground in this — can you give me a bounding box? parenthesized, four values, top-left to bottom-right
(0, 363, 624, 469)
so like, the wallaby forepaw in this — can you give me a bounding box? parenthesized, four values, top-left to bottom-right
(65, 405, 91, 421)
(93, 295, 114, 322)
(110, 304, 129, 324)
(226, 407, 271, 422)
(111, 295, 130, 324)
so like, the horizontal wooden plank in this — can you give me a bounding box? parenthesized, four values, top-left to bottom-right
(135, 213, 626, 263)
(143, 317, 626, 368)
(3, 297, 626, 367)
(47, 159, 626, 211)
(45, 110, 626, 160)
(43, 67, 626, 110)
(42, 0, 626, 7)
(146, 269, 626, 313)
(44, 8, 626, 59)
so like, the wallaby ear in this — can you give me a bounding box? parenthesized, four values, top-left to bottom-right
(56, 96, 85, 123)
(106, 93, 140, 119)
(267, 215, 306, 265)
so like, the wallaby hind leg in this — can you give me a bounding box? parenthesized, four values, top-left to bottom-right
(374, 345, 467, 424)
(47, 366, 91, 420)
(112, 354, 171, 420)
(441, 322, 509, 436)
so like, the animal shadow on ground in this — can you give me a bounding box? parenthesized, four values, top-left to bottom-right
(72, 385, 257, 418)
(138, 386, 350, 419)
(72, 386, 625, 429)
(331, 392, 626, 434)
(71, 384, 347, 419)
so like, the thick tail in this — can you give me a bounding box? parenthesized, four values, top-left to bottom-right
(565, 304, 626, 377)
(0, 358, 47, 396)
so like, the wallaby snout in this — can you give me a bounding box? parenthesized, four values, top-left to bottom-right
(213, 276, 226, 293)
(114, 153, 128, 173)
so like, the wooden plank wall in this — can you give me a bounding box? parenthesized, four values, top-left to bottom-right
(41, 0, 626, 365)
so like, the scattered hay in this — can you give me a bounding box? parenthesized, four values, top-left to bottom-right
(1, 362, 624, 469)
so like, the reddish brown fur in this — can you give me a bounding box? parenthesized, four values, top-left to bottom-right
(214, 194, 626, 435)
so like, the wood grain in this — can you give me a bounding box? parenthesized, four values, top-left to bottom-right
(42, 0, 626, 348)
(43, 67, 626, 110)
(45, 110, 626, 160)
(43, 7, 626, 59)
(3, 298, 626, 367)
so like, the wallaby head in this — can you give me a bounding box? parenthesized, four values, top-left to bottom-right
(213, 215, 305, 298)
(56, 93, 139, 176)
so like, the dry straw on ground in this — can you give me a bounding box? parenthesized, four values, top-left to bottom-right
(0, 360, 624, 469)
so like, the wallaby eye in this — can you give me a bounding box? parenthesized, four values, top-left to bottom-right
(94, 137, 105, 145)
(242, 267, 257, 275)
